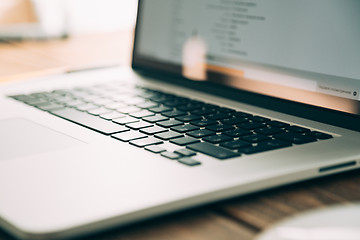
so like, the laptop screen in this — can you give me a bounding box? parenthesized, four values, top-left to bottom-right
(133, 0, 360, 116)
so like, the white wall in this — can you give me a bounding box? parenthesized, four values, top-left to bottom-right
(0, 0, 137, 38)
(64, 0, 138, 34)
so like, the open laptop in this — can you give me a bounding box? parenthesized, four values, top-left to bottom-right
(1, 0, 360, 239)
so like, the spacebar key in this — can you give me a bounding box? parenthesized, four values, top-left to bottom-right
(187, 142, 240, 159)
(51, 108, 129, 135)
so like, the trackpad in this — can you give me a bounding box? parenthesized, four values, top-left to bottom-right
(0, 118, 83, 161)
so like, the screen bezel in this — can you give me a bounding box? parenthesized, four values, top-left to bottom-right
(131, 0, 360, 131)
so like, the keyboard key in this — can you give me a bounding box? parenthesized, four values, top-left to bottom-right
(174, 148, 197, 157)
(205, 123, 234, 132)
(161, 151, 181, 160)
(125, 121, 153, 130)
(285, 125, 311, 133)
(267, 120, 289, 128)
(142, 114, 169, 123)
(220, 140, 251, 149)
(52, 89, 72, 95)
(148, 95, 168, 103)
(140, 126, 167, 135)
(104, 102, 127, 109)
(112, 94, 135, 102)
(155, 131, 183, 140)
(162, 110, 186, 117)
(254, 126, 284, 135)
(175, 114, 202, 122)
(202, 134, 232, 143)
(223, 128, 251, 137)
(202, 103, 220, 110)
(190, 108, 216, 116)
(237, 121, 265, 130)
(112, 130, 147, 142)
(162, 100, 185, 107)
(148, 105, 172, 113)
(305, 131, 333, 140)
(38, 103, 64, 111)
(178, 158, 201, 166)
(122, 97, 145, 105)
(25, 98, 49, 107)
(113, 116, 139, 125)
(187, 129, 216, 138)
(30, 100, 52, 107)
(30, 92, 53, 99)
(89, 98, 112, 105)
(65, 99, 86, 107)
(88, 107, 112, 116)
(187, 142, 240, 159)
(206, 113, 231, 120)
(145, 145, 166, 153)
(136, 91, 157, 100)
(117, 106, 142, 114)
(177, 103, 203, 111)
(273, 132, 317, 144)
(100, 111, 126, 120)
(233, 111, 252, 118)
(170, 136, 200, 146)
(238, 139, 292, 154)
(157, 119, 183, 128)
(130, 110, 155, 118)
(76, 104, 99, 111)
(240, 133, 271, 143)
(79, 95, 102, 102)
(170, 124, 199, 133)
(136, 101, 159, 109)
(220, 117, 247, 125)
(10, 94, 36, 103)
(51, 108, 129, 135)
(248, 116, 270, 123)
(190, 119, 217, 127)
(217, 107, 236, 114)
(130, 137, 163, 147)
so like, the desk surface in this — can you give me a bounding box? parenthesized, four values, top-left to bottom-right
(1, 31, 359, 240)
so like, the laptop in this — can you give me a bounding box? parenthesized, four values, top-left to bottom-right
(1, 0, 360, 239)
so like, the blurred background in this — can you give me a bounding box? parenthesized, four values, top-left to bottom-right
(0, 0, 138, 39)
(0, 0, 138, 83)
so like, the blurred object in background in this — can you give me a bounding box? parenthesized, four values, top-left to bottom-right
(0, 0, 68, 39)
(0, 0, 137, 40)
(0, 0, 37, 24)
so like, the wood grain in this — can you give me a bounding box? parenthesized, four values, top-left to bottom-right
(217, 169, 360, 231)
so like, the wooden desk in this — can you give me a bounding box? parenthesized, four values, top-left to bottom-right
(1, 31, 360, 240)
(0, 31, 133, 83)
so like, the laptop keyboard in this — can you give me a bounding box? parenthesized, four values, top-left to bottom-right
(9, 82, 333, 166)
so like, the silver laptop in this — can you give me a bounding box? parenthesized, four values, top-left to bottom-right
(1, 0, 360, 239)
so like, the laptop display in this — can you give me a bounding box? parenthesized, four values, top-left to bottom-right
(133, 0, 360, 116)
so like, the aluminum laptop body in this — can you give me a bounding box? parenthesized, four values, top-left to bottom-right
(0, 1, 360, 239)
